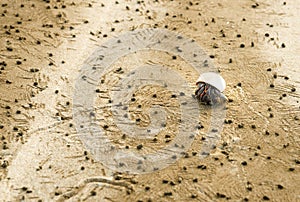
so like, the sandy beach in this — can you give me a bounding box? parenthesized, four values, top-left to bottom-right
(0, 0, 299, 201)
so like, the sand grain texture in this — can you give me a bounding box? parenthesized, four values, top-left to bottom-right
(0, 0, 299, 201)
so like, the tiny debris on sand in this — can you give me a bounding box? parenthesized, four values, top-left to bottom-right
(0, 0, 299, 201)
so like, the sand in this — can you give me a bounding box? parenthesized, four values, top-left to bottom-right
(0, 0, 299, 201)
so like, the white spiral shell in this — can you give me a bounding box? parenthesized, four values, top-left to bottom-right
(196, 72, 226, 92)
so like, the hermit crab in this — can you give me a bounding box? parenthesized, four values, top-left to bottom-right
(195, 72, 227, 105)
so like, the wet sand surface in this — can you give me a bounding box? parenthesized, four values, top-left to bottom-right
(0, 0, 299, 201)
